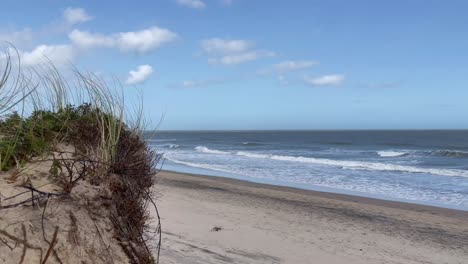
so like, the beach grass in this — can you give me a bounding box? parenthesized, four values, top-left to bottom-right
(0, 46, 161, 263)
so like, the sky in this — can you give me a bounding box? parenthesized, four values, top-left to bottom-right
(0, 0, 467, 130)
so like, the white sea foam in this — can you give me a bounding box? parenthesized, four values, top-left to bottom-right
(181, 146, 468, 178)
(153, 143, 180, 149)
(195, 146, 230, 155)
(234, 151, 468, 178)
(236, 151, 266, 158)
(165, 157, 238, 175)
(377, 151, 408, 157)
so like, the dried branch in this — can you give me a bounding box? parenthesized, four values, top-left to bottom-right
(0, 183, 67, 211)
(0, 225, 43, 264)
(40, 197, 63, 264)
(0, 236, 16, 251)
(0, 228, 41, 250)
(41, 226, 59, 264)
(19, 225, 27, 264)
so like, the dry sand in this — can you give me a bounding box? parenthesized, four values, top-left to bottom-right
(155, 171, 468, 264)
(0, 154, 128, 264)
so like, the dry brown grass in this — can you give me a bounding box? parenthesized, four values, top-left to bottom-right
(108, 129, 162, 264)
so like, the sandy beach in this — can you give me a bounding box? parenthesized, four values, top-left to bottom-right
(155, 171, 468, 264)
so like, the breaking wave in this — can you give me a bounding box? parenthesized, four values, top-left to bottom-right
(377, 151, 408, 157)
(195, 146, 230, 155)
(190, 146, 468, 178)
(234, 151, 468, 177)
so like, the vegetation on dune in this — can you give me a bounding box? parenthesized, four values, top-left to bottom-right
(0, 104, 94, 171)
(0, 47, 162, 263)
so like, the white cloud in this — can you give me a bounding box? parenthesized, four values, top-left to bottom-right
(180, 80, 198, 87)
(69, 30, 114, 49)
(304, 74, 344, 86)
(69, 27, 177, 53)
(179, 80, 211, 88)
(258, 60, 319, 75)
(1, 10, 91, 50)
(17, 44, 75, 66)
(0, 28, 34, 46)
(176, 0, 206, 9)
(63, 7, 93, 25)
(126, 65, 153, 85)
(273, 60, 319, 72)
(117, 27, 177, 53)
(201, 37, 273, 66)
(201, 38, 252, 54)
(210, 50, 275, 66)
(172, 78, 227, 88)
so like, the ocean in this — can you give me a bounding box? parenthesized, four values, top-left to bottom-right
(147, 130, 468, 210)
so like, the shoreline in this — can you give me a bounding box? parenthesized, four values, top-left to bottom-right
(155, 170, 468, 263)
(160, 169, 468, 214)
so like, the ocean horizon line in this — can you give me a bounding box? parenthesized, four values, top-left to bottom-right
(154, 128, 468, 132)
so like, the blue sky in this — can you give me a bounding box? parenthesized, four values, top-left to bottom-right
(1, 0, 467, 130)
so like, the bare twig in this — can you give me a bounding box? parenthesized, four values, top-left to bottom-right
(0, 195, 44, 210)
(0, 236, 16, 251)
(19, 225, 27, 264)
(19, 184, 65, 196)
(41, 196, 49, 242)
(41, 226, 59, 264)
(39, 197, 63, 264)
(0, 185, 66, 211)
(0, 228, 41, 250)
(145, 191, 161, 263)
